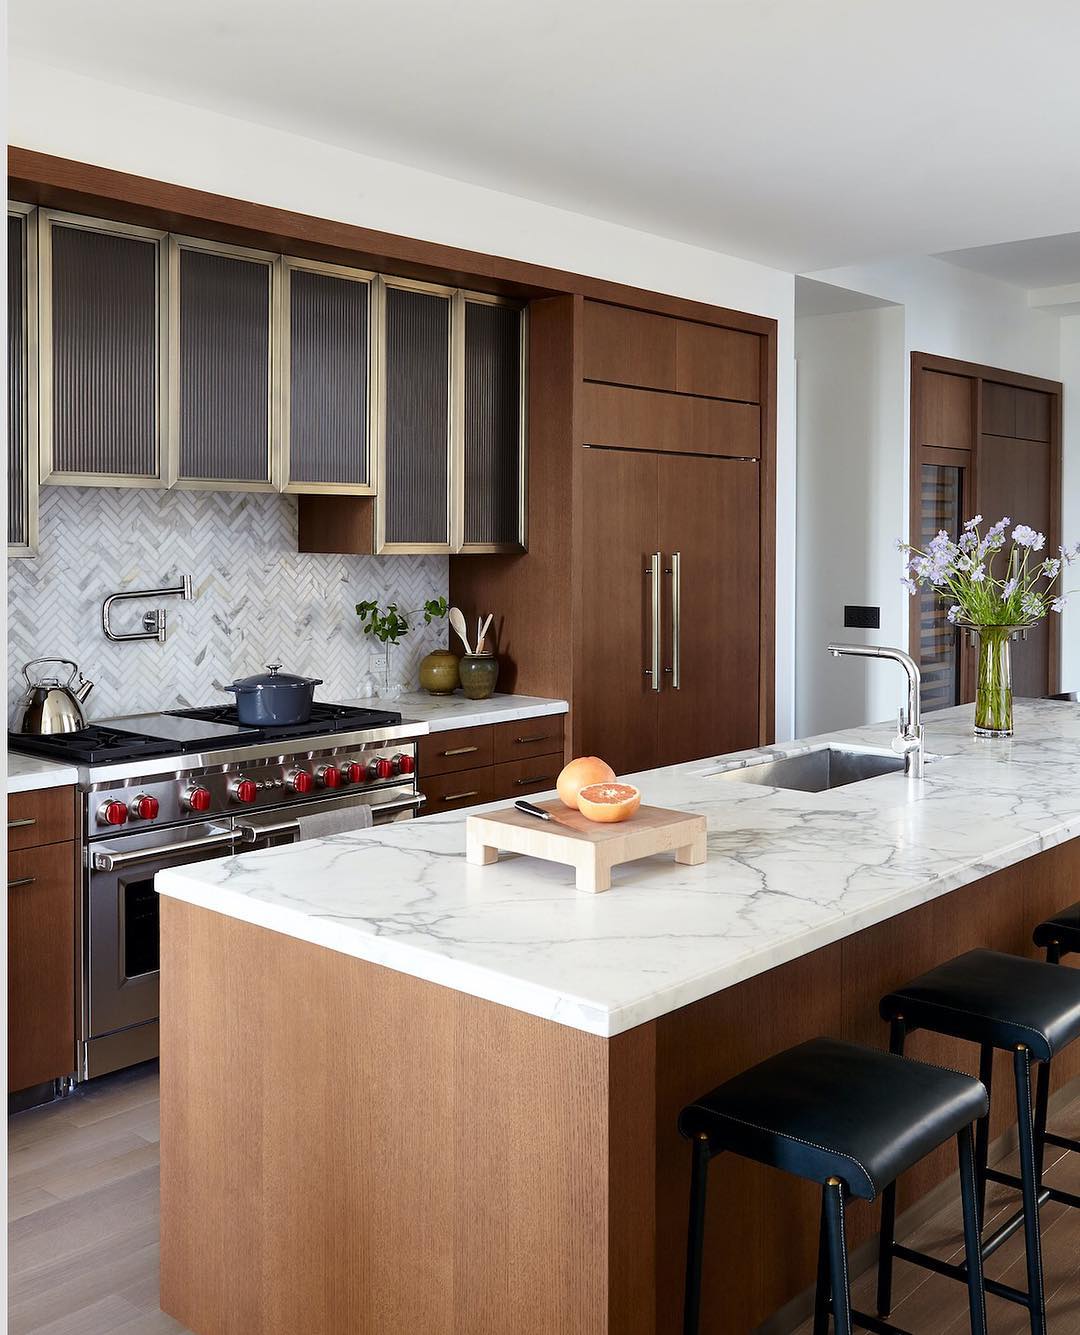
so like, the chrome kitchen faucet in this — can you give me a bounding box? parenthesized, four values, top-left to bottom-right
(827, 643, 924, 778)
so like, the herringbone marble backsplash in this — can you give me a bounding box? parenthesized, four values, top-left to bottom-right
(8, 488, 448, 723)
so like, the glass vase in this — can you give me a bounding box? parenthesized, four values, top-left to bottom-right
(974, 626, 1017, 738)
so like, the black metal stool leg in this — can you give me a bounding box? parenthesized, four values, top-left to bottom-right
(813, 1191, 831, 1335)
(973, 1043, 994, 1229)
(824, 1178, 854, 1335)
(1033, 1060, 1051, 1187)
(957, 1125, 989, 1335)
(683, 1133, 711, 1335)
(876, 1016, 906, 1317)
(1045, 939, 1062, 965)
(1014, 1045, 1048, 1335)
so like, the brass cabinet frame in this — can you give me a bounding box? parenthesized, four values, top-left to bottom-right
(277, 255, 378, 496)
(8, 201, 39, 556)
(167, 234, 278, 492)
(456, 290, 528, 555)
(37, 208, 169, 488)
(375, 274, 458, 554)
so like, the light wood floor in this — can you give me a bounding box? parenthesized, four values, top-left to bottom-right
(8, 1064, 1080, 1333)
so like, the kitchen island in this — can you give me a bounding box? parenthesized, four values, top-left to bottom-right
(156, 701, 1080, 1334)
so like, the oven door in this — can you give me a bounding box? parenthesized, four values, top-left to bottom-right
(87, 821, 242, 1040)
(235, 786, 425, 850)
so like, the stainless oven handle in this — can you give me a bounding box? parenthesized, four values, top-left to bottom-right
(91, 830, 242, 871)
(237, 819, 302, 845)
(371, 794, 427, 816)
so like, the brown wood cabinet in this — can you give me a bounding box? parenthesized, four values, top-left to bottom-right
(7, 786, 78, 1093)
(417, 717, 566, 813)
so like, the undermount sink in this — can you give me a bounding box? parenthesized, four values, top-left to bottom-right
(713, 746, 921, 794)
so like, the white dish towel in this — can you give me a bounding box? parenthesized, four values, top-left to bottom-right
(296, 802, 374, 842)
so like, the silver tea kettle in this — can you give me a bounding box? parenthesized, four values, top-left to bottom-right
(14, 658, 95, 735)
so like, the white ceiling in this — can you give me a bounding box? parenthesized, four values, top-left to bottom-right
(794, 278, 896, 319)
(11, 0, 1080, 273)
(935, 233, 1080, 290)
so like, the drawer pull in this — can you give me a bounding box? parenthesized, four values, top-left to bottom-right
(514, 735, 550, 745)
(441, 791, 480, 802)
(7, 876, 36, 889)
(442, 746, 480, 757)
(8, 817, 36, 830)
(515, 776, 557, 786)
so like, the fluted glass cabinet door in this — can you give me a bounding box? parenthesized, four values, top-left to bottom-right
(378, 280, 453, 551)
(171, 238, 276, 490)
(8, 205, 37, 555)
(461, 297, 525, 552)
(283, 260, 374, 493)
(40, 211, 166, 485)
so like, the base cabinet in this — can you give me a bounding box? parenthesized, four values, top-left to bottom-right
(418, 716, 566, 814)
(7, 788, 77, 1093)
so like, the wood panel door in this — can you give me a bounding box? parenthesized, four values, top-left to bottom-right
(657, 455, 760, 764)
(979, 432, 1052, 697)
(578, 447, 660, 774)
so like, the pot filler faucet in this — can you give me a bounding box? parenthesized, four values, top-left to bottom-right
(827, 643, 924, 779)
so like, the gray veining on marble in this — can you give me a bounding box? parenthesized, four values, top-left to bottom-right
(6, 751, 80, 793)
(157, 700, 1080, 1037)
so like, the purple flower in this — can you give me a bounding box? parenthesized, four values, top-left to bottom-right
(964, 515, 984, 531)
(902, 577, 917, 595)
(1003, 578, 1019, 598)
(970, 564, 986, 583)
(1022, 592, 1044, 620)
(1052, 597, 1068, 614)
(1042, 557, 1062, 579)
(947, 605, 962, 624)
(1013, 524, 1046, 551)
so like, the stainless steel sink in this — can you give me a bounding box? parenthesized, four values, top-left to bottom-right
(713, 746, 915, 793)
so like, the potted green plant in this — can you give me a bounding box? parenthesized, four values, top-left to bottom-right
(355, 596, 449, 698)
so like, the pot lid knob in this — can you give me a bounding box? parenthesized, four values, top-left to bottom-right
(266, 663, 282, 676)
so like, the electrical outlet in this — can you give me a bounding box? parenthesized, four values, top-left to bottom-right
(844, 605, 881, 630)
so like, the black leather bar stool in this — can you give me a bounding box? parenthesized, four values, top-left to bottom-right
(1033, 902, 1080, 965)
(678, 1037, 989, 1335)
(880, 948, 1080, 1335)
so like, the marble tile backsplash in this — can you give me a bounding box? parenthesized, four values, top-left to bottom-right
(7, 487, 448, 722)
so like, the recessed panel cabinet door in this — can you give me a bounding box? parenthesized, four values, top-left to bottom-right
(461, 297, 525, 551)
(8, 205, 37, 555)
(578, 447, 660, 775)
(658, 454, 760, 764)
(379, 280, 453, 550)
(40, 211, 166, 485)
(171, 238, 276, 489)
(283, 260, 374, 493)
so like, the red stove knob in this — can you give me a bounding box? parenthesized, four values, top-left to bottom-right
(395, 753, 415, 775)
(232, 778, 258, 805)
(129, 794, 159, 821)
(317, 765, 342, 789)
(288, 769, 314, 795)
(98, 799, 128, 827)
(341, 762, 365, 785)
(184, 786, 212, 813)
(374, 757, 395, 780)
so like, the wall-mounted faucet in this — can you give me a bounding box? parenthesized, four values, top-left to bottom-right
(102, 575, 193, 644)
(827, 642, 924, 778)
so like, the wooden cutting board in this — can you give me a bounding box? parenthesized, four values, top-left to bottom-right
(465, 800, 707, 893)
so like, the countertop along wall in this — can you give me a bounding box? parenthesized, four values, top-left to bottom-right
(7, 487, 447, 721)
(7, 56, 798, 741)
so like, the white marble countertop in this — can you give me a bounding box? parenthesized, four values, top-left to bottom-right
(157, 700, 1080, 1038)
(6, 751, 80, 794)
(348, 691, 568, 732)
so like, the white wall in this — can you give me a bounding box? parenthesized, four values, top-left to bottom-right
(796, 256, 1069, 728)
(795, 305, 906, 734)
(1061, 316, 1080, 691)
(9, 57, 799, 738)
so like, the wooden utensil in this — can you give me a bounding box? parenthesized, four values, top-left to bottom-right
(476, 613, 494, 655)
(448, 607, 473, 655)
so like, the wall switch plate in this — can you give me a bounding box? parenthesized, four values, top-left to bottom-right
(844, 605, 881, 629)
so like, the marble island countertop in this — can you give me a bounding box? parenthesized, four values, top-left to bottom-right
(156, 700, 1080, 1037)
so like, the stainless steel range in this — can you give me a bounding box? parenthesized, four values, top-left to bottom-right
(11, 702, 425, 1080)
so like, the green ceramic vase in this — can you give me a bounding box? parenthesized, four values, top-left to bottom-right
(418, 650, 461, 695)
(458, 653, 499, 701)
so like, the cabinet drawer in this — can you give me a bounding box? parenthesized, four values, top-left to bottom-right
(582, 301, 676, 392)
(421, 768, 496, 813)
(675, 323, 760, 403)
(8, 787, 76, 850)
(491, 756, 564, 801)
(8, 840, 76, 1091)
(582, 382, 760, 459)
(419, 726, 495, 777)
(493, 716, 565, 764)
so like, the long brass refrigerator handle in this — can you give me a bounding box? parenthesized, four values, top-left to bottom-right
(645, 552, 661, 692)
(669, 551, 682, 690)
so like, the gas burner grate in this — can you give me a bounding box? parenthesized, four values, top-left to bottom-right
(9, 726, 183, 765)
(167, 701, 403, 743)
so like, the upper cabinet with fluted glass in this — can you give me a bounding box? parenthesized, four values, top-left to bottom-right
(280, 257, 376, 494)
(8, 204, 38, 555)
(169, 236, 276, 491)
(38, 210, 168, 487)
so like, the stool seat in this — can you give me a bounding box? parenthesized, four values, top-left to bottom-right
(881, 948, 1080, 1062)
(1033, 902, 1080, 955)
(677, 1037, 987, 1201)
